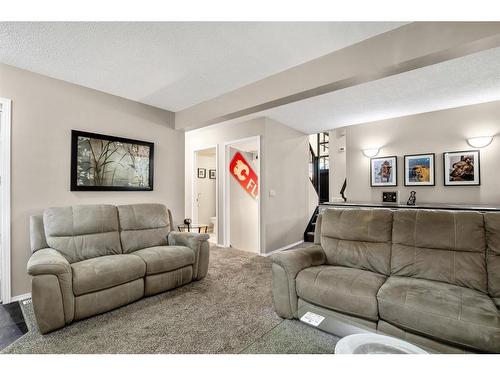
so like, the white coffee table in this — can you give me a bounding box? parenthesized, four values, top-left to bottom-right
(335, 333, 428, 354)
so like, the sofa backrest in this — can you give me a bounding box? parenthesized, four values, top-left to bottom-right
(320, 208, 393, 275)
(484, 213, 500, 303)
(42, 205, 122, 263)
(30, 215, 49, 252)
(117, 203, 172, 253)
(392, 210, 487, 293)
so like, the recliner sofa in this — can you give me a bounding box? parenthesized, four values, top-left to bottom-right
(271, 208, 500, 353)
(27, 203, 209, 334)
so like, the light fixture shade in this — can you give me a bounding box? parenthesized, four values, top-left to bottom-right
(362, 148, 380, 158)
(467, 136, 493, 148)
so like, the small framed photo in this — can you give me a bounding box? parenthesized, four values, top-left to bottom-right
(209, 169, 216, 179)
(197, 168, 206, 179)
(370, 156, 397, 187)
(443, 150, 480, 186)
(404, 153, 435, 186)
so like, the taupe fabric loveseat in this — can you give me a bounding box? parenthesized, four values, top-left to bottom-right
(27, 203, 209, 334)
(271, 208, 500, 353)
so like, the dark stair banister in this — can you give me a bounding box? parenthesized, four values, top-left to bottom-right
(304, 206, 319, 242)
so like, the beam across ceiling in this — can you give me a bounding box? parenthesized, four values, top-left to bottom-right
(175, 22, 500, 131)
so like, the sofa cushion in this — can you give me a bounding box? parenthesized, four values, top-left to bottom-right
(377, 276, 500, 353)
(117, 204, 171, 253)
(44, 205, 122, 263)
(296, 265, 387, 321)
(484, 213, 500, 301)
(320, 208, 393, 275)
(71, 254, 146, 296)
(132, 246, 195, 275)
(391, 210, 487, 293)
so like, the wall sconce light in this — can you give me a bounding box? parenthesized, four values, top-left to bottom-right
(467, 136, 493, 148)
(362, 148, 380, 158)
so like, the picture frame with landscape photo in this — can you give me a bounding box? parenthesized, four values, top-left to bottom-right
(443, 150, 480, 186)
(71, 130, 154, 191)
(404, 153, 435, 186)
(370, 156, 397, 187)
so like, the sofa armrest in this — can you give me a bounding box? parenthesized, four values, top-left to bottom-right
(270, 245, 326, 319)
(167, 231, 210, 280)
(270, 245, 326, 279)
(27, 248, 74, 333)
(28, 248, 71, 276)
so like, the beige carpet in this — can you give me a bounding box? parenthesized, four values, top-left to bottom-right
(2, 246, 338, 354)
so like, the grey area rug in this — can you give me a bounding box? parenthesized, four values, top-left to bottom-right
(2, 246, 338, 354)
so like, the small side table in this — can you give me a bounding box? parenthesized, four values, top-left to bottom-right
(178, 224, 209, 233)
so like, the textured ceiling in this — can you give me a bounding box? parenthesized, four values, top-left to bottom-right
(258, 46, 500, 134)
(0, 22, 404, 111)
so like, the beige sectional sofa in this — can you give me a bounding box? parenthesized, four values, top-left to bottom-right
(271, 208, 500, 353)
(27, 203, 209, 334)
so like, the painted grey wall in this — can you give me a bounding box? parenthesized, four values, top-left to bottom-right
(263, 118, 311, 251)
(0, 63, 185, 297)
(185, 117, 311, 253)
(334, 100, 500, 205)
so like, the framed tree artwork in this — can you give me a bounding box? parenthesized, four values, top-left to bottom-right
(404, 153, 435, 186)
(370, 156, 397, 187)
(71, 130, 154, 191)
(443, 150, 480, 186)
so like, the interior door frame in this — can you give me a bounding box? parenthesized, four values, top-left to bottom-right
(191, 144, 219, 245)
(223, 136, 261, 254)
(0, 98, 12, 304)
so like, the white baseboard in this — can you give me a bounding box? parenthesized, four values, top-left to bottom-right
(262, 240, 304, 257)
(11, 292, 31, 303)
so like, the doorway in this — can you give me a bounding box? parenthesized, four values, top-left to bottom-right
(192, 146, 218, 245)
(0, 98, 11, 304)
(224, 136, 261, 254)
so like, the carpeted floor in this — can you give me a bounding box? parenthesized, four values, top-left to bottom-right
(2, 246, 338, 354)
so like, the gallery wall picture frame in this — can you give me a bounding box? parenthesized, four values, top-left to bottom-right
(209, 169, 216, 179)
(404, 153, 435, 186)
(443, 150, 481, 186)
(197, 168, 206, 178)
(370, 156, 398, 187)
(71, 130, 154, 191)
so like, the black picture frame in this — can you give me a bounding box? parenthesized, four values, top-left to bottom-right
(197, 168, 206, 178)
(71, 130, 154, 191)
(209, 169, 216, 179)
(443, 150, 481, 186)
(370, 156, 398, 187)
(404, 153, 435, 187)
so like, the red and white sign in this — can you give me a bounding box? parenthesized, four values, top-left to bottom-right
(229, 151, 258, 199)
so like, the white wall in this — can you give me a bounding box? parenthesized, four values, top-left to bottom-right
(329, 128, 347, 201)
(194, 153, 216, 226)
(229, 148, 259, 253)
(263, 118, 311, 251)
(336, 100, 500, 205)
(0, 64, 185, 296)
(185, 117, 311, 253)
